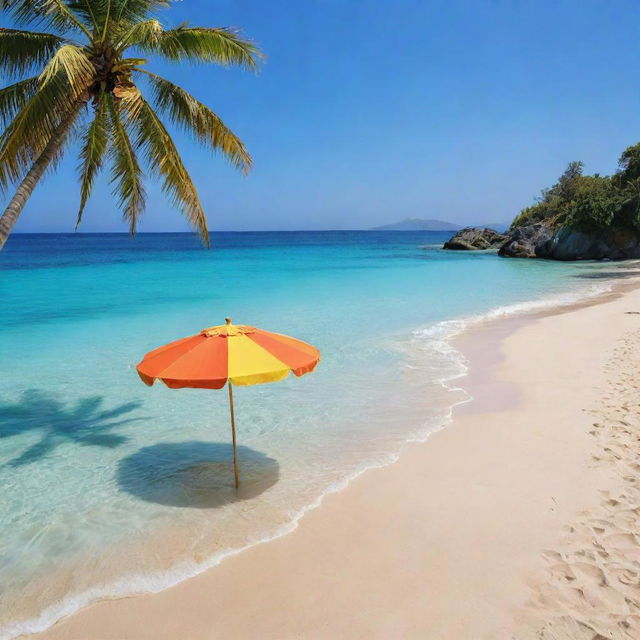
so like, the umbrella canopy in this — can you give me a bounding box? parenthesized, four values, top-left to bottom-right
(137, 319, 319, 389)
(136, 319, 320, 487)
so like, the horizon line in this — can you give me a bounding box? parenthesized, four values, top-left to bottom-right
(11, 228, 472, 235)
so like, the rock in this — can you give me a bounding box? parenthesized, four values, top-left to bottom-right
(499, 224, 640, 260)
(544, 227, 640, 260)
(498, 223, 555, 258)
(443, 227, 507, 251)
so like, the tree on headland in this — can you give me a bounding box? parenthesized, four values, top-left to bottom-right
(510, 144, 640, 233)
(0, 0, 262, 250)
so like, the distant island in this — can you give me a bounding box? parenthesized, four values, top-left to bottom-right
(371, 218, 462, 231)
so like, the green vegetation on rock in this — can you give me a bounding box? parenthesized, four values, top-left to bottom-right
(510, 144, 640, 233)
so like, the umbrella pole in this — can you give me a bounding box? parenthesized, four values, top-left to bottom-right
(228, 383, 239, 488)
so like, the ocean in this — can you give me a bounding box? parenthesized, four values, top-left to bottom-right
(0, 231, 619, 638)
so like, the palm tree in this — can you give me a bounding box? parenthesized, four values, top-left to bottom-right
(0, 0, 261, 250)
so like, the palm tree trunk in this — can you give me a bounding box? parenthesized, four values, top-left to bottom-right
(0, 106, 81, 251)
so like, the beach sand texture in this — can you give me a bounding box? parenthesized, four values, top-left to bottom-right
(26, 284, 640, 640)
(517, 324, 640, 639)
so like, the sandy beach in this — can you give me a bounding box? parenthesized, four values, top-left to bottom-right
(2, 1, 640, 638)
(26, 280, 640, 640)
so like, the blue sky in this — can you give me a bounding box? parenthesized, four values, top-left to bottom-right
(7, 0, 640, 232)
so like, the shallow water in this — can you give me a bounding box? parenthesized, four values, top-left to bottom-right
(0, 231, 623, 637)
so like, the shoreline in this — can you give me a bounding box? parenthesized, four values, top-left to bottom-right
(22, 275, 640, 639)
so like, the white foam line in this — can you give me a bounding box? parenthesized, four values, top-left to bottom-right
(0, 281, 615, 640)
(413, 282, 613, 342)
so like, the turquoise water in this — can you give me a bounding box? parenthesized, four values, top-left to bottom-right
(0, 231, 618, 637)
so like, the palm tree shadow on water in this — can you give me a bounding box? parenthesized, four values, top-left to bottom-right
(117, 442, 280, 509)
(0, 389, 142, 467)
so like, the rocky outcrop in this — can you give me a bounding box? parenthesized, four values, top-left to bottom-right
(499, 224, 640, 260)
(443, 227, 506, 251)
(542, 227, 640, 260)
(444, 220, 640, 260)
(498, 224, 555, 258)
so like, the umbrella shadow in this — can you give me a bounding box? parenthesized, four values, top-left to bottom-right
(117, 441, 280, 509)
(0, 389, 142, 467)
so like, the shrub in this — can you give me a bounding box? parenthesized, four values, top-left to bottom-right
(510, 145, 640, 232)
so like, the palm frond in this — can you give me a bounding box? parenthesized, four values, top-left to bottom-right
(5, 0, 93, 38)
(137, 26, 261, 70)
(137, 69, 251, 174)
(0, 28, 67, 78)
(114, 17, 162, 51)
(63, 0, 170, 37)
(0, 72, 81, 193)
(0, 77, 40, 129)
(65, 0, 100, 32)
(105, 94, 145, 233)
(76, 96, 109, 227)
(112, 0, 170, 24)
(39, 44, 95, 97)
(122, 92, 209, 245)
(113, 57, 147, 72)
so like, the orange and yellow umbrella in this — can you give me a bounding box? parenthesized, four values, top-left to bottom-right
(136, 318, 320, 486)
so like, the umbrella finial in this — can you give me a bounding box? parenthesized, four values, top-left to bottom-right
(225, 317, 232, 325)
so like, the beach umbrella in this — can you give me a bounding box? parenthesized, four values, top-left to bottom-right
(136, 318, 320, 487)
